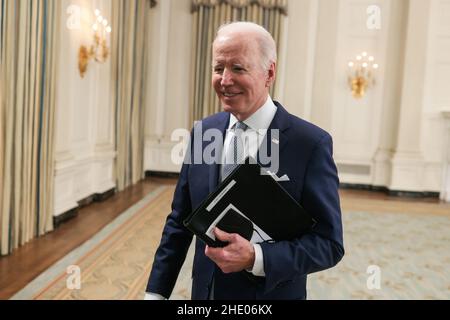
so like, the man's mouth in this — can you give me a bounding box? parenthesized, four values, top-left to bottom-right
(222, 92, 241, 97)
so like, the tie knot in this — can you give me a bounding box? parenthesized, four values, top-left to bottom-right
(234, 121, 248, 132)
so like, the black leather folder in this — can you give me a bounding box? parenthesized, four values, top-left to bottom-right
(183, 160, 316, 247)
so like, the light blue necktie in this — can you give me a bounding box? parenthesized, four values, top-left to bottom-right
(221, 121, 248, 181)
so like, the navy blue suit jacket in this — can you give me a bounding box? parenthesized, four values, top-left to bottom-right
(146, 101, 344, 300)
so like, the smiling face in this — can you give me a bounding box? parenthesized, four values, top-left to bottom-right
(212, 33, 276, 121)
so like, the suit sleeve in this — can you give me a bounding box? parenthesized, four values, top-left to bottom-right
(145, 135, 194, 298)
(260, 133, 345, 294)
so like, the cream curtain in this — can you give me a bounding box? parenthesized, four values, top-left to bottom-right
(190, 0, 287, 123)
(111, 0, 151, 191)
(0, 0, 60, 255)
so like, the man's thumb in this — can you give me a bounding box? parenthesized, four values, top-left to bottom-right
(214, 227, 233, 242)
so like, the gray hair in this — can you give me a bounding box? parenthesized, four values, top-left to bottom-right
(215, 21, 277, 71)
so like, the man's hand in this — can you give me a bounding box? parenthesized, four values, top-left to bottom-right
(205, 227, 255, 273)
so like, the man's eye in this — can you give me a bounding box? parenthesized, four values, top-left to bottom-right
(233, 66, 244, 72)
(214, 67, 223, 73)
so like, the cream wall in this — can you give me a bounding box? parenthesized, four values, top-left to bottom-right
(423, 0, 450, 199)
(54, 0, 115, 216)
(391, 0, 450, 193)
(144, 0, 192, 173)
(144, 0, 450, 197)
(279, 0, 319, 120)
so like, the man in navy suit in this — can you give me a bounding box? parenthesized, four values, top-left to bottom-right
(145, 22, 344, 300)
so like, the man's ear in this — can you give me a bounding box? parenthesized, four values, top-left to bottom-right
(266, 62, 276, 87)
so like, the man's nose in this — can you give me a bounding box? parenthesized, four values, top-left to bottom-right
(220, 69, 233, 86)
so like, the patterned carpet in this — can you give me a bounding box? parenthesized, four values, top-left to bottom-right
(308, 211, 450, 299)
(12, 186, 450, 300)
(12, 186, 173, 300)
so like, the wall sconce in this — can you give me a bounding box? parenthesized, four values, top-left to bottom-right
(78, 9, 112, 78)
(347, 52, 379, 99)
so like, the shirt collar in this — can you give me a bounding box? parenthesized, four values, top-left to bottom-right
(228, 96, 277, 135)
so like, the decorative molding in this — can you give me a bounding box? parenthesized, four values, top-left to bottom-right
(336, 147, 442, 192)
(54, 173, 78, 215)
(55, 151, 116, 174)
(338, 173, 372, 185)
(337, 164, 371, 175)
(144, 139, 182, 173)
(54, 155, 116, 216)
(371, 148, 394, 187)
(389, 152, 427, 192)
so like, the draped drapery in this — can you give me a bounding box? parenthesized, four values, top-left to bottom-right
(0, 0, 60, 255)
(191, 0, 288, 13)
(190, 0, 287, 123)
(111, 0, 150, 191)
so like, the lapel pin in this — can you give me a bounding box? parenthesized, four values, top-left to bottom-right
(272, 138, 279, 145)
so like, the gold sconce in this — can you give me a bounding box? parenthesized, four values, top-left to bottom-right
(78, 9, 112, 78)
(347, 52, 379, 99)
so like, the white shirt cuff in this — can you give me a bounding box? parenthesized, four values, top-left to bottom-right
(247, 243, 265, 277)
(144, 292, 166, 300)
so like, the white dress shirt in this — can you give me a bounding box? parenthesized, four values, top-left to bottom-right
(145, 96, 277, 300)
(222, 96, 277, 173)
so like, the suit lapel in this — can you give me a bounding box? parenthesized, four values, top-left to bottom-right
(257, 101, 290, 168)
(208, 113, 230, 193)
